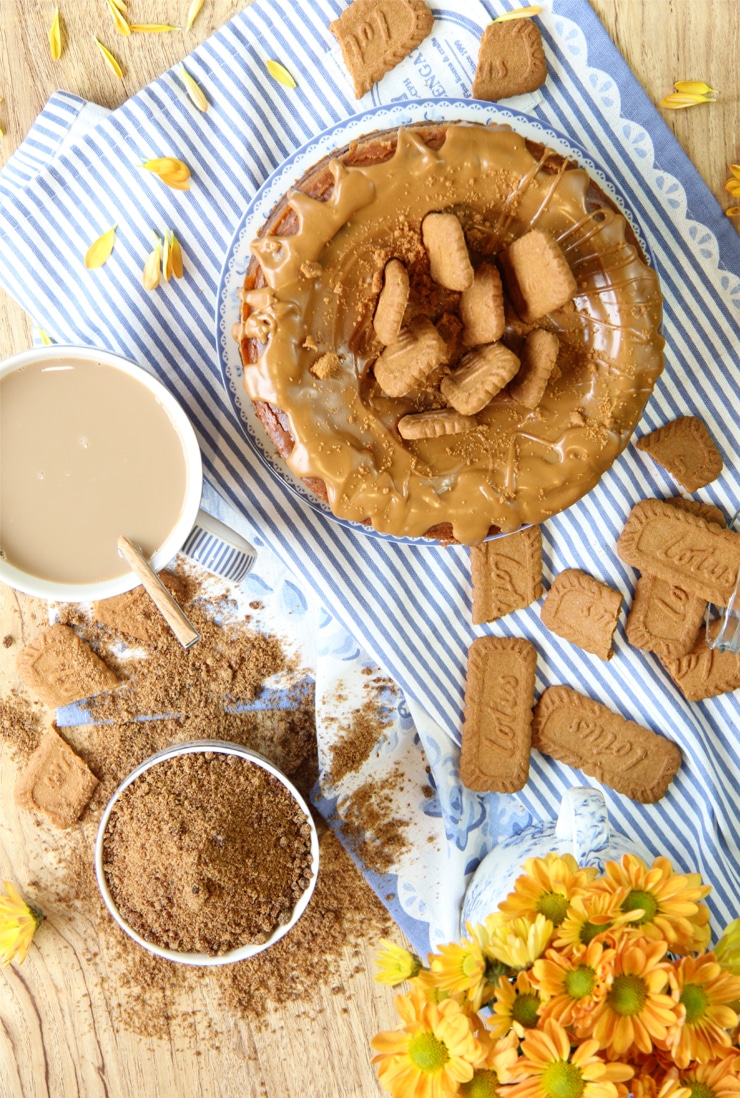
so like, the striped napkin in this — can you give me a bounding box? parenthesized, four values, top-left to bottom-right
(2, 0, 740, 954)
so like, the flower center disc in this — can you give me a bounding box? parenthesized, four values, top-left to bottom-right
(607, 973, 648, 1016)
(408, 1031, 449, 1073)
(542, 1061, 585, 1098)
(621, 889, 658, 924)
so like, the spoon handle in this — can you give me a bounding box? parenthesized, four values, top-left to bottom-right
(117, 536, 200, 649)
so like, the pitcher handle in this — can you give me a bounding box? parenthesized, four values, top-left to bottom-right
(554, 787, 610, 866)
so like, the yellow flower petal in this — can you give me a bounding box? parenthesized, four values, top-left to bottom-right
(129, 24, 180, 33)
(49, 7, 63, 61)
(180, 66, 208, 112)
(36, 327, 53, 345)
(725, 179, 740, 198)
(143, 237, 162, 290)
(164, 230, 184, 279)
(140, 157, 191, 190)
(729, 164, 740, 180)
(493, 5, 542, 21)
(109, 0, 127, 12)
(726, 207, 740, 218)
(94, 38, 124, 79)
(84, 224, 117, 269)
(674, 80, 717, 96)
(266, 59, 297, 89)
(186, 0, 204, 32)
(659, 92, 715, 109)
(105, 0, 131, 36)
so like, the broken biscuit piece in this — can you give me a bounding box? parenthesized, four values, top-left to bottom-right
(330, 0, 434, 99)
(473, 19, 547, 101)
(15, 728, 98, 829)
(421, 212, 474, 292)
(94, 573, 188, 645)
(540, 569, 622, 661)
(374, 316, 447, 397)
(17, 623, 119, 709)
(460, 262, 505, 347)
(470, 525, 543, 624)
(440, 342, 520, 415)
(636, 416, 723, 492)
(499, 229, 577, 324)
(373, 258, 410, 345)
(508, 328, 560, 409)
(661, 619, 740, 702)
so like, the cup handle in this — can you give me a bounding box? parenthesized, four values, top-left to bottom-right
(554, 787, 610, 866)
(180, 509, 257, 583)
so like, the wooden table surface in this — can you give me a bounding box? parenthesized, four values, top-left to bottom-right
(0, 3, 738, 1096)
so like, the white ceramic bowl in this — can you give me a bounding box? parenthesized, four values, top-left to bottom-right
(0, 344, 203, 602)
(94, 740, 320, 966)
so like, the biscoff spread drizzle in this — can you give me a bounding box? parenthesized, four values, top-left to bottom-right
(238, 124, 664, 544)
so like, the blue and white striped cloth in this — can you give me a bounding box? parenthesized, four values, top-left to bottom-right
(2, 0, 740, 951)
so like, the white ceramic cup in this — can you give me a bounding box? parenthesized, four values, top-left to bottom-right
(94, 740, 320, 966)
(0, 345, 256, 600)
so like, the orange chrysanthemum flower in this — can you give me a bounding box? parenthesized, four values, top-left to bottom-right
(678, 1054, 740, 1098)
(555, 888, 643, 950)
(506, 1018, 633, 1098)
(631, 1059, 690, 1098)
(532, 939, 614, 1027)
(667, 953, 740, 1068)
(498, 853, 598, 928)
(584, 935, 679, 1058)
(460, 1029, 518, 1098)
(590, 855, 711, 955)
(488, 970, 544, 1040)
(371, 987, 482, 1098)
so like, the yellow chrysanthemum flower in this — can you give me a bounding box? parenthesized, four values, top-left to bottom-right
(591, 856, 711, 955)
(498, 853, 598, 927)
(715, 918, 740, 975)
(375, 939, 422, 986)
(532, 939, 613, 1027)
(678, 1055, 740, 1098)
(555, 888, 643, 950)
(488, 969, 544, 1040)
(506, 1018, 633, 1098)
(585, 935, 679, 1058)
(430, 923, 495, 1012)
(0, 881, 44, 966)
(371, 987, 482, 1098)
(666, 953, 740, 1068)
(485, 913, 554, 969)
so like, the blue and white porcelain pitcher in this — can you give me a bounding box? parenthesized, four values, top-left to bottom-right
(461, 787, 654, 933)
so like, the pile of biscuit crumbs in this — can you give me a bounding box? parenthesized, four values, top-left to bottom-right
(0, 561, 394, 1038)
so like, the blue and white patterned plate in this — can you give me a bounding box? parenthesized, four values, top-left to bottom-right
(216, 97, 655, 545)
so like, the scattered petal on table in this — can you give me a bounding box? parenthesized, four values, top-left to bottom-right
(140, 157, 191, 189)
(186, 0, 204, 32)
(105, 0, 131, 36)
(493, 5, 542, 21)
(49, 7, 63, 60)
(94, 38, 124, 79)
(266, 60, 297, 89)
(180, 66, 208, 112)
(84, 225, 117, 269)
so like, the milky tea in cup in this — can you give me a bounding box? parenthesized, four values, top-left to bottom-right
(0, 346, 202, 600)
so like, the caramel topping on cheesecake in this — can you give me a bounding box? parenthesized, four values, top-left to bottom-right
(237, 124, 664, 545)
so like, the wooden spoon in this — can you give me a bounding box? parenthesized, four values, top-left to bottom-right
(117, 535, 200, 649)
